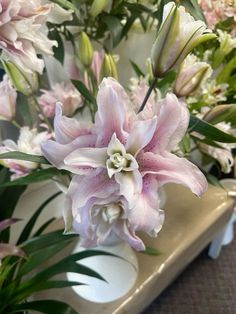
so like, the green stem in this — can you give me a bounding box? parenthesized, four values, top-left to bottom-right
(30, 96, 53, 132)
(11, 120, 21, 129)
(138, 76, 158, 113)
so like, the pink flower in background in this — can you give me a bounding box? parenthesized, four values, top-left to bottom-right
(42, 78, 207, 249)
(199, 0, 236, 35)
(0, 0, 57, 74)
(0, 74, 17, 121)
(0, 126, 50, 179)
(38, 82, 83, 118)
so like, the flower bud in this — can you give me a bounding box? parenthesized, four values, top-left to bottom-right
(99, 54, 118, 82)
(76, 32, 94, 68)
(151, 2, 216, 77)
(0, 75, 17, 121)
(2, 60, 38, 96)
(174, 55, 211, 97)
(90, 0, 110, 18)
(203, 105, 236, 125)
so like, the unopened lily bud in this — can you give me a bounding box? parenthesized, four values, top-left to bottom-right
(0, 75, 17, 121)
(203, 105, 236, 125)
(76, 32, 93, 68)
(90, 0, 110, 18)
(174, 55, 211, 97)
(2, 60, 38, 96)
(99, 54, 118, 82)
(151, 2, 216, 77)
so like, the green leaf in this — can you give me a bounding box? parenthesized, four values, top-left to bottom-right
(130, 60, 145, 78)
(20, 230, 76, 255)
(0, 168, 61, 187)
(49, 0, 77, 12)
(179, 0, 206, 22)
(11, 300, 77, 314)
(48, 30, 65, 64)
(31, 280, 83, 292)
(19, 240, 73, 276)
(156, 70, 176, 95)
(142, 246, 161, 256)
(16, 93, 33, 127)
(14, 261, 105, 300)
(189, 115, 236, 143)
(33, 217, 56, 237)
(103, 15, 123, 48)
(216, 56, 236, 84)
(0, 185, 26, 243)
(17, 192, 61, 245)
(0, 151, 49, 164)
(72, 80, 96, 105)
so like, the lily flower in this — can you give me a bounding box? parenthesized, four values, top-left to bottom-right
(42, 78, 207, 249)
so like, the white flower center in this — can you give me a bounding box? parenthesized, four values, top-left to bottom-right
(101, 203, 122, 224)
(106, 134, 139, 178)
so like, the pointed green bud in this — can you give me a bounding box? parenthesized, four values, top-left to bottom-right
(76, 32, 94, 68)
(90, 0, 110, 18)
(2, 60, 38, 96)
(151, 2, 216, 77)
(99, 54, 118, 82)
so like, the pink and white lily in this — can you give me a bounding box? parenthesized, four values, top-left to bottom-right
(42, 77, 207, 249)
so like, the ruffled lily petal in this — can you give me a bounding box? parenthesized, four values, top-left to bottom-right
(144, 93, 189, 153)
(139, 151, 208, 197)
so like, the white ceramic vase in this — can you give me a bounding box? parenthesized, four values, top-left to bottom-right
(67, 235, 139, 303)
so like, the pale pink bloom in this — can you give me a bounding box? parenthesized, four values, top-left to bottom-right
(0, 126, 50, 179)
(0, 0, 57, 74)
(199, 0, 236, 34)
(38, 82, 83, 118)
(91, 50, 104, 83)
(0, 74, 16, 121)
(42, 78, 207, 249)
(64, 174, 164, 250)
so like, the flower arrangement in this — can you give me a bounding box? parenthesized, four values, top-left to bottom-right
(0, 0, 236, 311)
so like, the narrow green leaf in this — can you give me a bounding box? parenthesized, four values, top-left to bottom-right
(33, 217, 56, 237)
(72, 80, 96, 105)
(48, 30, 65, 64)
(32, 280, 83, 292)
(189, 115, 236, 143)
(142, 246, 161, 256)
(130, 60, 145, 77)
(20, 230, 76, 255)
(11, 300, 77, 314)
(16, 93, 33, 127)
(19, 240, 73, 276)
(0, 185, 26, 243)
(17, 192, 61, 245)
(0, 151, 49, 164)
(103, 15, 123, 48)
(49, 0, 77, 12)
(0, 168, 60, 187)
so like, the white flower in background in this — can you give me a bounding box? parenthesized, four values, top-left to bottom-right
(174, 54, 212, 97)
(201, 80, 229, 105)
(0, 0, 58, 74)
(199, 121, 236, 173)
(38, 82, 83, 118)
(217, 29, 236, 55)
(0, 74, 17, 121)
(0, 127, 50, 179)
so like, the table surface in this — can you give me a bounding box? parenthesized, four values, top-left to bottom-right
(34, 184, 234, 314)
